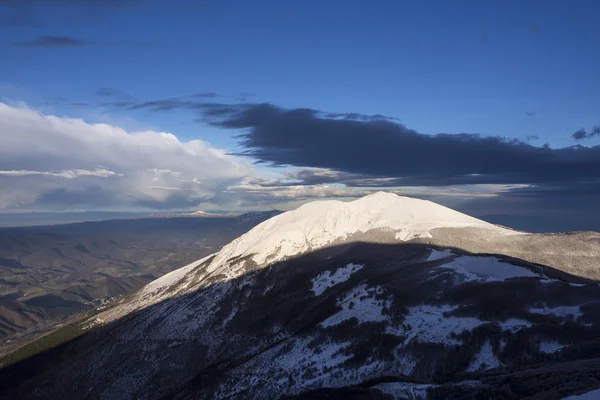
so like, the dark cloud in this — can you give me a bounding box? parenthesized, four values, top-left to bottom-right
(192, 102, 600, 187)
(104, 99, 600, 192)
(11, 36, 153, 48)
(106, 98, 227, 113)
(324, 112, 400, 122)
(11, 35, 88, 47)
(526, 135, 539, 141)
(572, 126, 600, 140)
(96, 88, 132, 99)
(525, 112, 536, 116)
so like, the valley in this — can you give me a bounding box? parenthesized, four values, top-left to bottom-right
(0, 212, 278, 355)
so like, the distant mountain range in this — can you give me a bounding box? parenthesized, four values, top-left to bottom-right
(1, 193, 599, 399)
(145, 210, 241, 218)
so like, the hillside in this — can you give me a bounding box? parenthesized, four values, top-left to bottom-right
(2, 193, 600, 399)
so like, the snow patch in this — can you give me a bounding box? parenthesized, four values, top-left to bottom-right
(393, 305, 484, 345)
(427, 249, 454, 262)
(466, 341, 501, 371)
(436, 256, 540, 282)
(376, 380, 480, 400)
(320, 284, 388, 327)
(311, 263, 363, 296)
(539, 340, 565, 354)
(530, 305, 583, 319)
(562, 388, 600, 399)
(498, 318, 532, 332)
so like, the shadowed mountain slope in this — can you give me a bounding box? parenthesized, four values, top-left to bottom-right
(2, 193, 599, 399)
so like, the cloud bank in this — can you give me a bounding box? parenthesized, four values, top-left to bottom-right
(0, 103, 250, 210)
(107, 99, 600, 188)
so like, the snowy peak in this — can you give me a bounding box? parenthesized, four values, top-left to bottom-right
(105, 192, 515, 321)
(146, 210, 240, 218)
(190, 211, 239, 218)
(207, 192, 515, 275)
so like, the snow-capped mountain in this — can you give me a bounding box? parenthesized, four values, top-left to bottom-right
(4, 192, 600, 400)
(146, 210, 240, 218)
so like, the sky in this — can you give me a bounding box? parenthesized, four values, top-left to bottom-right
(0, 0, 599, 229)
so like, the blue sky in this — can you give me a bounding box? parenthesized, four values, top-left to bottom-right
(0, 0, 599, 224)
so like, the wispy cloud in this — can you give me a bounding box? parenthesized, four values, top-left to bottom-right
(572, 126, 600, 140)
(96, 88, 132, 99)
(0, 168, 121, 179)
(10, 36, 153, 48)
(11, 36, 88, 47)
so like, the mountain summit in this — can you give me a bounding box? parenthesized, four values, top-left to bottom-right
(3, 193, 600, 400)
(102, 192, 516, 322)
(210, 191, 512, 267)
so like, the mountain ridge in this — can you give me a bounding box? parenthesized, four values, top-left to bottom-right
(3, 192, 600, 400)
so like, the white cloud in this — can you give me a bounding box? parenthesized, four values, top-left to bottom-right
(0, 102, 251, 210)
(0, 168, 121, 179)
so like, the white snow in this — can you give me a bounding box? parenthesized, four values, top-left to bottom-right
(190, 210, 238, 217)
(529, 305, 583, 319)
(427, 249, 454, 262)
(276, 338, 353, 373)
(395, 305, 484, 345)
(498, 318, 532, 332)
(206, 192, 513, 276)
(374, 382, 432, 400)
(387, 305, 531, 345)
(562, 388, 600, 399)
(436, 256, 540, 282)
(99, 253, 216, 324)
(320, 284, 388, 327)
(311, 263, 363, 295)
(466, 341, 501, 371)
(539, 340, 565, 353)
(99, 192, 518, 326)
(376, 381, 480, 400)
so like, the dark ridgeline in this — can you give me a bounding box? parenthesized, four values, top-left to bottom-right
(1, 241, 599, 399)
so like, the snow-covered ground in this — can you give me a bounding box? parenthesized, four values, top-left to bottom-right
(320, 284, 388, 327)
(98, 192, 525, 328)
(375, 380, 481, 400)
(466, 341, 502, 371)
(375, 382, 433, 399)
(435, 255, 540, 282)
(392, 305, 481, 345)
(206, 191, 514, 273)
(311, 263, 363, 296)
(539, 340, 565, 353)
(562, 388, 600, 399)
(529, 305, 583, 319)
(427, 248, 454, 262)
(385, 305, 532, 345)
